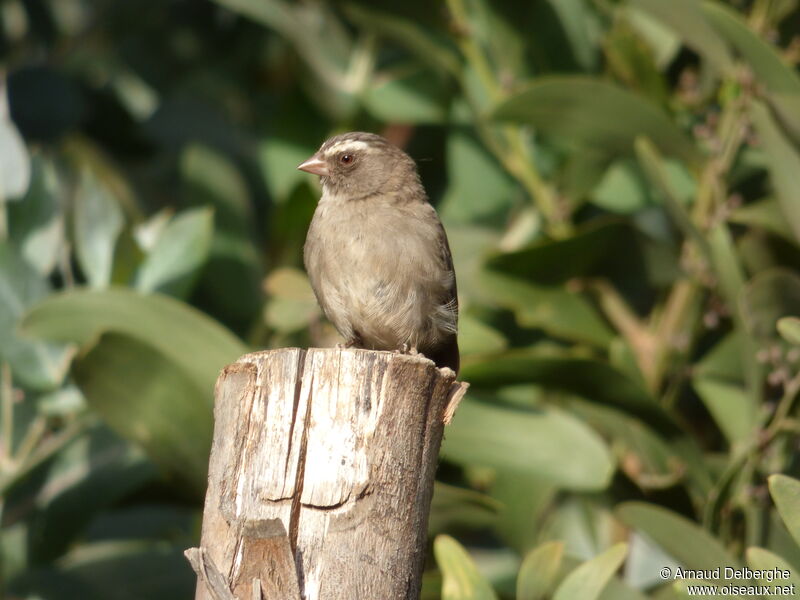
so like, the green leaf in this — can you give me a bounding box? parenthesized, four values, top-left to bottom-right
(21, 287, 247, 396)
(750, 101, 800, 243)
(27, 424, 156, 562)
(769, 475, 800, 548)
(135, 207, 214, 297)
(10, 541, 195, 600)
(7, 156, 64, 276)
(692, 378, 756, 446)
(434, 535, 499, 600)
(628, 0, 732, 72)
(746, 547, 800, 592)
(616, 502, 741, 571)
(429, 482, 500, 536)
(343, 3, 460, 75)
(74, 170, 124, 289)
(458, 314, 507, 357)
(0, 115, 31, 200)
(479, 270, 614, 347)
(180, 143, 250, 229)
(487, 220, 633, 285)
(552, 543, 627, 600)
(490, 77, 700, 164)
(517, 541, 564, 600)
(729, 197, 797, 243)
(461, 351, 673, 432)
(777, 317, 800, 346)
(591, 160, 649, 214)
(569, 400, 685, 490)
(442, 397, 615, 491)
(702, 1, 800, 94)
(740, 268, 800, 341)
(74, 333, 212, 494)
(0, 244, 72, 390)
(439, 128, 517, 226)
(363, 65, 451, 124)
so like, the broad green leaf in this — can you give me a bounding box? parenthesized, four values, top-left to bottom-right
(435, 535, 499, 600)
(591, 160, 649, 214)
(517, 541, 564, 600)
(439, 128, 517, 226)
(74, 170, 124, 289)
(74, 333, 212, 494)
(692, 378, 756, 446)
(442, 397, 615, 490)
(343, 3, 460, 75)
(479, 270, 614, 347)
(429, 482, 501, 535)
(746, 547, 800, 592)
(777, 317, 800, 346)
(487, 220, 632, 284)
(750, 101, 800, 243)
(769, 475, 800, 548)
(569, 400, 684, 490)
(694, 331, 745, 384)
(180, 143, 250, 228)
(491, 77, 700, 164)
(617, 502, 741, 572)
(729, 198, 796, 243)
(363, 66, 451, 124)
(458, 314, 507, 356)
(740, 268, 800, 341)
(28, 424, 156, 562)
(7, 156, 64, 275)
(9, 541, 195, 600)
(628, 0, 732, 72)
(0, 114, 30, 200)
(135, 207, 214, 297)
(553, 543, 627, 600)
(21, 287, 247, 396)
(702, 1, 800, 94)
(0, 244, 72, 390)
(461, 351, 673, 432)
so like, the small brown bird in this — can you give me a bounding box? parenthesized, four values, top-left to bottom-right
(298, 132, 459, 373)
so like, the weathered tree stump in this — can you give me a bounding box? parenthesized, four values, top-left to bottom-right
(186, 348, 467, 600)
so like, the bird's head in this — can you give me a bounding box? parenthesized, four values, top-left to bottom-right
(297, 132, 416, 199)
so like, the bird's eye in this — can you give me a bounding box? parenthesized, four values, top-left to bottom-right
(339, 154, 354, 165)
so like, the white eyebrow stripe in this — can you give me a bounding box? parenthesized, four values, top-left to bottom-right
(324, 140, 371, 156)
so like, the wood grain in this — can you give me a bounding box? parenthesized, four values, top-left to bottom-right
(189, 348, 467, 600)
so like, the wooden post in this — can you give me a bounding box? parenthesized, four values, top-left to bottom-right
(186, 348, 467, 600)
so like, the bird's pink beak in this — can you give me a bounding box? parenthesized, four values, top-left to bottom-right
(297, 153, 329, 177)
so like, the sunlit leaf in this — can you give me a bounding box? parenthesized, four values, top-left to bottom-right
(442, 397, 615, 491)
(617, 502, 741, 571)
(74, 333, 212, 494)
(769, 475, 800, 548)
(777, 317, 800, 346)
(21, 287, 247, 395)
(135, 207, 214, 297)
(74, 170, 124, 289)
(552, 543, 627, 600)
(491, 77, 700, 163)
(517, 541, 564, 600)
(435, 535, 499, 600)
(750, 101, 800, 243)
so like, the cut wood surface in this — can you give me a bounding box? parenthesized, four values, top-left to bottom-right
(188, 347, 467, 600)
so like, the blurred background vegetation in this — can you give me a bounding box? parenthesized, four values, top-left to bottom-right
(2, 0, 800, 598)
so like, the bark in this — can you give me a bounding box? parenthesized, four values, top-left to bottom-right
(187, 348, 467, 600)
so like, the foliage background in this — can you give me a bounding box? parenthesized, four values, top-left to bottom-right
(2, 0, 800, 598)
